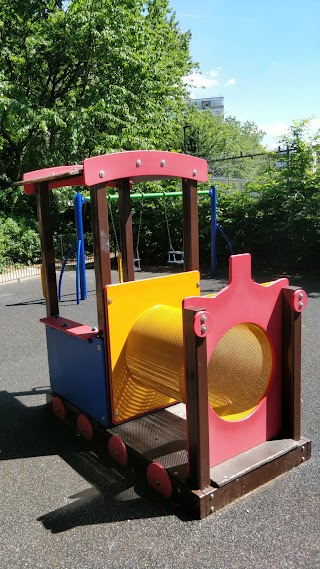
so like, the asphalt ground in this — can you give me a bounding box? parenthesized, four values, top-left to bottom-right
(0, 267, 319, 569)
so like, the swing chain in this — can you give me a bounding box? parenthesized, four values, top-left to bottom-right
(163, 198, 175, 252)
(135, 197, 144, 260)
(108, 199, 120, 254)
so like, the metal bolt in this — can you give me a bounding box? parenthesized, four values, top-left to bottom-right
(115, 412, 119, 417)
(210, 506, 214, 514)
(155, 480, 160, 485)
(196, 282, 200, 288)
(210, 494, 214, 501)
(200, 315, 207, 324)
(177, 488, 181, 495)
(97, 345, 101, 351)
(302, 457, 305, 462)
(298, 292, 303, 300)
(136, 159, 141, 167)
(107, 298, 112, 304)
(91, 326, 98, 331)
(160, 159, 166, 167)
(201, 325, 207, 334)
(114, 450, 118, 455)
(173, 471, 178, 476)
(301, 446, 305, 452)
(102, 416, 105, 421)
(298, 301, 303, 309)
(192, 169, 197, 176)
(99, 170, 105, 178)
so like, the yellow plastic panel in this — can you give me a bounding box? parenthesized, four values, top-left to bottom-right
(127, 313, 272, 422)
(105, 271, 200, 422)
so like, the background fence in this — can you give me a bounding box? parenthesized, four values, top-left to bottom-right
(0, 233, 94, 284)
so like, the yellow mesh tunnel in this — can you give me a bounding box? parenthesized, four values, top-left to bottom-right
(126, 305, 273, 421)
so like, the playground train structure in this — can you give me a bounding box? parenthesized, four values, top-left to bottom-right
(22, 150, 311, 519)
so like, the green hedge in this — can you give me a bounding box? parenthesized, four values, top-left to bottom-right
(1, 176, 320, 275)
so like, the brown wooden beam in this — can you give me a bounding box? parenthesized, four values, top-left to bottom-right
(282, 287, 302, 440)
(118, 179, 134, 282)
(36, 181, 58, 317)
(183, 306, 210, 490)
(90, 183, 112, 334)
(182, 178, 199, 272)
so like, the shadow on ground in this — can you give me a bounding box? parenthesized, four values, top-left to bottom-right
(0, 389, 187, 533)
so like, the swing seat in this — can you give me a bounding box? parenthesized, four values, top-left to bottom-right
(167, 250, 184, 265)
(134, 257, 141, 271)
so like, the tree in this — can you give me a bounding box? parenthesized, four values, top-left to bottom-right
(0, 0, 193, 205)
(173, 107, 266, 182)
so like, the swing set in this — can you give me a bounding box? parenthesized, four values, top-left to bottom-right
(107, 188, 211, 273)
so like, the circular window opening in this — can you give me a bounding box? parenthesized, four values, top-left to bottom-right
(207, 323, 273, 422)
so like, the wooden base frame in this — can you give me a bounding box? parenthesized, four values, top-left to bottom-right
(47, 392, 311, 520)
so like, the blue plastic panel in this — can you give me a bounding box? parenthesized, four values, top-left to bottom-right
(45, 326, 110, 426)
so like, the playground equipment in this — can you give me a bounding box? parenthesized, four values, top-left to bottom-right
(22, 150, 311, 519)
(58, 191, 87, 304)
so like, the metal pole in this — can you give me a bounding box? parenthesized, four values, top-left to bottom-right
(209, 186, 217, 276)
(74, 192, 87, 301)
(86, 190, 210, 201)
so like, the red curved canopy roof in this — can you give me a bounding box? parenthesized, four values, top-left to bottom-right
(22, 151, 208, 195)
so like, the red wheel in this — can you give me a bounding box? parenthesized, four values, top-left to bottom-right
(77, 414, 94, 440)
(52, 396, 66, 421)
(108, 435, 128, 467)
(147, 462, 172, 499)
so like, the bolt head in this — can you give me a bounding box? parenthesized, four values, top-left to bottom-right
(298, 292, 303, 300)
(99, 170, 105, 178)
(298, 301, 304, 309)
(160, 159, 166, 167)
(107, 298, 112, 304)
(192, 169, 197, 176)
(196, 282, 200, 288)
(210, 506, 214, 514)
(97, 345, 101, 351)
(136, 159, 141, 167)
(201, 325, 207, 334)
(200, 315, 207, 324)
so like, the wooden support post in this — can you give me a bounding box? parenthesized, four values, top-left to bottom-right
(182, 179, 199, 272)
(282, 287, 302, 440)
(90, 183, 112, 334)
(36, 181, 58, 317)
(118, 179, 134, 282)
(183, 306, 210, 490)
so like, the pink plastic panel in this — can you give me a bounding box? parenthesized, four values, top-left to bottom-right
(83, 151, 208, 186)
(40, 316, 99, 340)
(183, 253, 289, 467)
(23, 165, 84, 195)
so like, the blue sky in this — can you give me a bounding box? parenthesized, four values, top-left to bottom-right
(169, 0, 320, 147)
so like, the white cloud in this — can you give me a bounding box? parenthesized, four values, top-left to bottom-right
(183, 71, 219, 90)
(259, 118, 320, 148)
(310, 117, 320, 130)
(208, 67, 222, 78)
(183, 69, 223, 99)
(224, 78, 236, 87)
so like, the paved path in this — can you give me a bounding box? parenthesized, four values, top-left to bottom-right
(0, 269, 319, 569)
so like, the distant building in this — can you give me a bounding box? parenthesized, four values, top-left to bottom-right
(189, 96, 224, 117)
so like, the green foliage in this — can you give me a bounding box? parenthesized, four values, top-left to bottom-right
(0, 216, 41, 268)
(0, 0, 192, 188)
